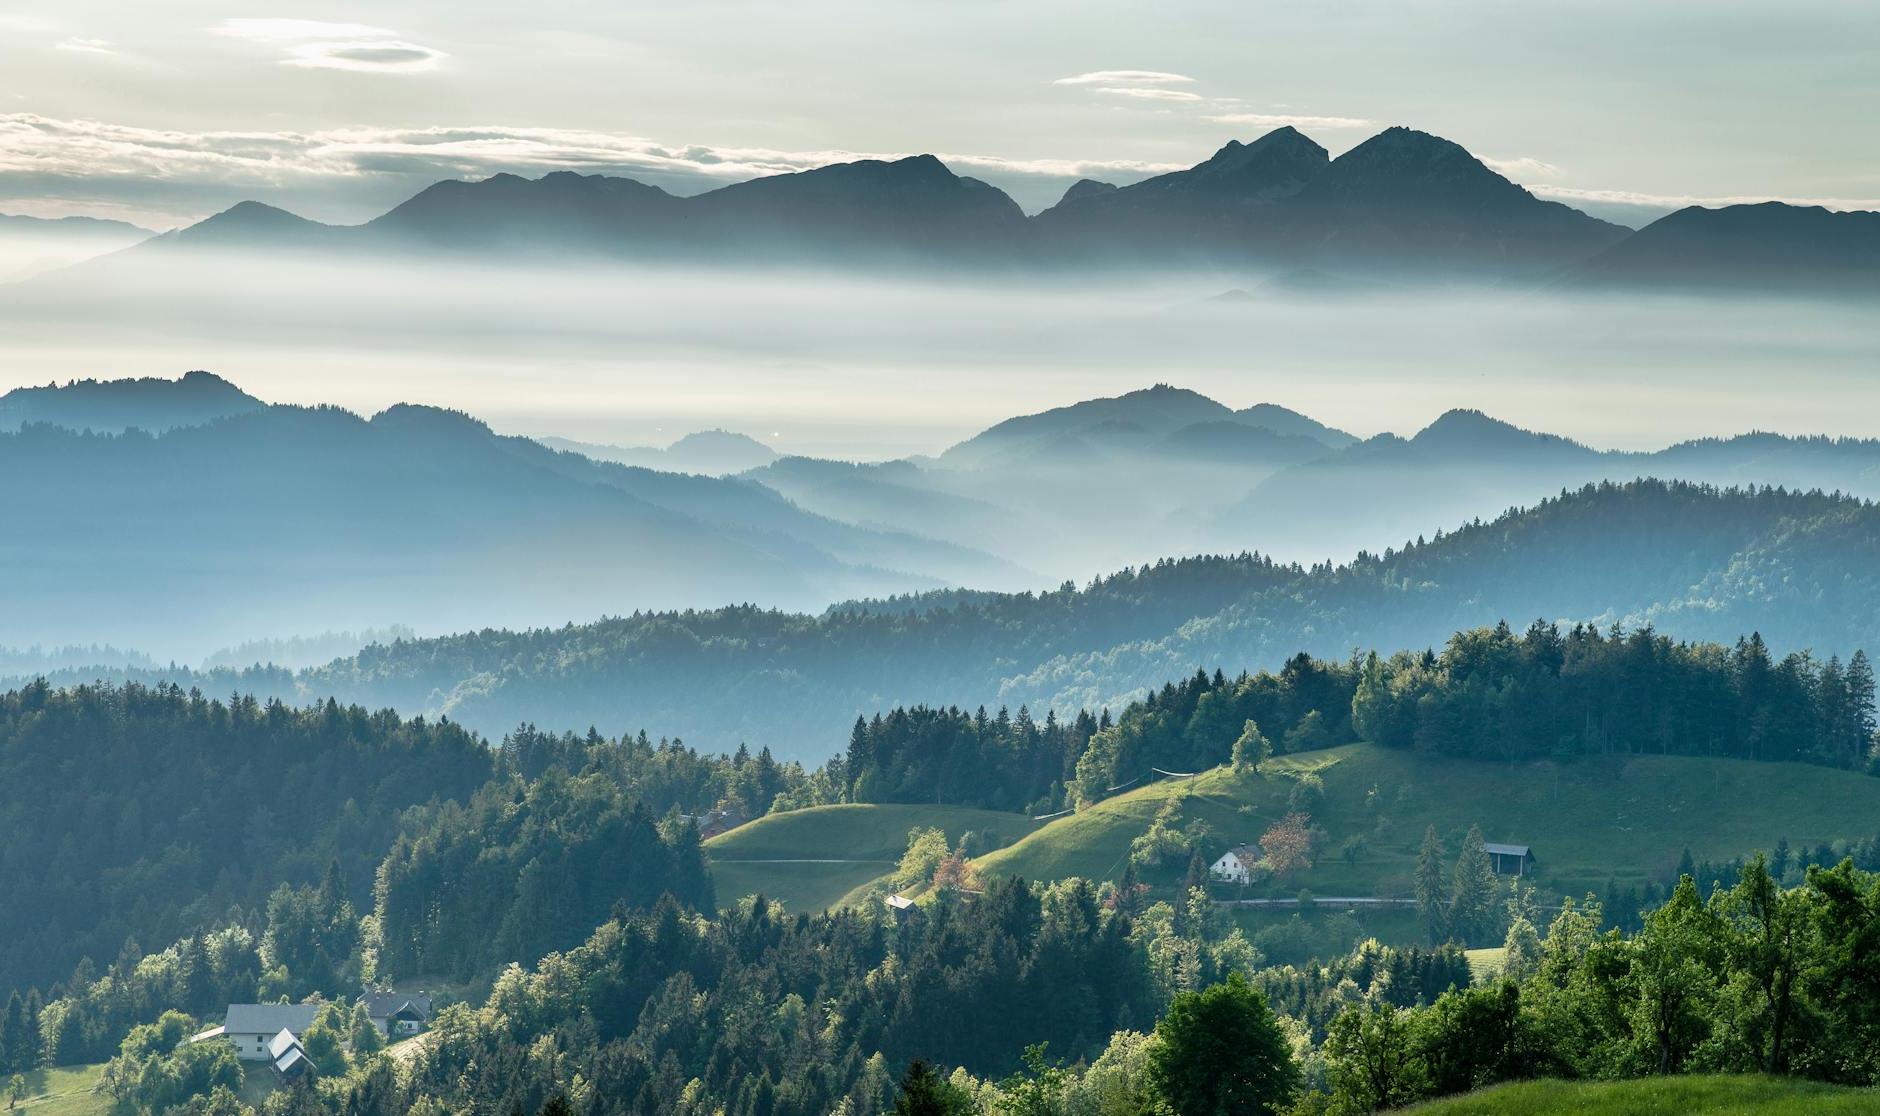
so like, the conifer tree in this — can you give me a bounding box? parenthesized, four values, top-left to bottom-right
(1415, 827, 1449, 944)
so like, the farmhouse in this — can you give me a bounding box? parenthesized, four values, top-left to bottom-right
(1209, 844, 1261, 885)
(682, 806, 748, 840)
(1485, 842, 1535, 876)
(363, 990, 434, 1037)
(214, 1003, 323, 1062)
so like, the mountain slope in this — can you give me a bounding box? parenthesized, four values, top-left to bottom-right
(0, 211, 152, 279)
(974, 746, 1880, 898)
(1283, 127, 1628, 270)
(37, 480, 1872, 761)
(0, 369, 264, 432)
(1034, 127, 1330, 258)
(0, 385, 1018, 654)
(1573, 201, 1880, 292)
(364, 169, 682, 254)
(539, 429, 780, 475)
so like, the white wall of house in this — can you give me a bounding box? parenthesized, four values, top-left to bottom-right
(227, 1032, 277, 1061)
(1210, 852, 1251, 884)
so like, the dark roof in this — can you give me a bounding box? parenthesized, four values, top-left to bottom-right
(224, 1004, 321, 1035)
(363, 991, 434, 1020)
(1484, 843, 1531, 857)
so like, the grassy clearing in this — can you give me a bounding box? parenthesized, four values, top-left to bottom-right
(975, 745, 1880, 907)
(1402, 1074, 1879, 1114)
(1464, 947, 1507, 982)
(9, 1064, 108, 1115)
(705, 802, 1040, 912)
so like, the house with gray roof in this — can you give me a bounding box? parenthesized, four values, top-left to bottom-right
(219, 1003, 322, 1061)
(362, 990, 434, 1037)
(268, 1027, 312, 1082)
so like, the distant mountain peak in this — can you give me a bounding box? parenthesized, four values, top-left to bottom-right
(1412, 408, 1592, 456)
(0, 369, 265, 433)
(1058, 179, 1118, 205)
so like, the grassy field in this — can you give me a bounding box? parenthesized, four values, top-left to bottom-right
(9, 1064, 107, 1115)
(705, 802, 1040, 912)
(1403, 1074, 1879, 1113)
(975, 744, 1880, 904)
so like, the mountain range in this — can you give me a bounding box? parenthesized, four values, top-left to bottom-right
(24, 479, 1877, 761)
(0, 373, 1022, 654)
(82, 125, 1879, 292)
(0, 210, 151, 280)
(741, 384, 1880, 574)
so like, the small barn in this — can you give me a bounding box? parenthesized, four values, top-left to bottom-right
(1209, 844, 1261, 885)
(268, 1028, 312, 1082)
(1485, 843, 1535, 876)
(886, 893, 917, 923)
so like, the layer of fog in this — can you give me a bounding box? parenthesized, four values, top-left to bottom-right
(6, 250, 1877, 458)
(2, 250, 1876, 665)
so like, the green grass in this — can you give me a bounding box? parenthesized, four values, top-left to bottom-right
(976, 744, 1880, 914)
(1402, 1074, 1878, 1114)
(1465, 947, 1507, 982)
(9, 1064, 108, 1115)
(705, 802, 1040, 912)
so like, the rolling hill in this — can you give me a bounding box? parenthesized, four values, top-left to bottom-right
(704, 802, 1040, 913)
(973, 745, 1880, 902)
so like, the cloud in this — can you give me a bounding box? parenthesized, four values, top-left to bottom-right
(281, 41, 446, 73)
(1095, 87, 1203, 102)
(1531, 184, 1880, 213)
(1053, 70, 1194, 86)
(1483, 156, 1562, 180)
(1203, 112, 1375, 130)
(210, 19, 396, 43)
(209, 18, 443, 73)
(55, 38, 118, 56)
(0, 114, 1194, 224)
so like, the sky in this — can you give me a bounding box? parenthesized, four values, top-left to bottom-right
(3, 0, 1878, 229)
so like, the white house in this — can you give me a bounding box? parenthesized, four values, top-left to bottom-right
(1210, 845, 1261, 885)
(214, 1004, 323, 1062)
(362, 991, 434, 1037)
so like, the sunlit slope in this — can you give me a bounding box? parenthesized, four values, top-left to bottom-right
(974, 744, 1880, 896)
(1403, 1075, 1879, 1114)
(705, 802, 1039, 912)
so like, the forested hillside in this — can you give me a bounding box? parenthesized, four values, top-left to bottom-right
(42, 480, 1872, 759)
(0, 682, 492, 996)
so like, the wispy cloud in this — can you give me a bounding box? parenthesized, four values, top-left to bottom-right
(1204, 112, 1375, 130)
(210, 19, 396, 43)
(209, 18, 445, 73)
(1483, 156, 1562, 180)
(1053, 70, 1194, 86)
(1095, 87, 1203, 103)
(281, 41, 446, 73)
(1531, 184, 1880, 213)
(0, 114, 1192, 224)
(55, 37, 118, 56)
